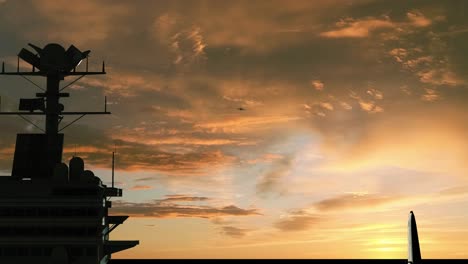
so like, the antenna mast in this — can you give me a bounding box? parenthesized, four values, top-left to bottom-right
(0, 43, 109, 178)
(112, 151, 115, 188)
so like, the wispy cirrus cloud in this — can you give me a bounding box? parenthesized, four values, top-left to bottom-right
(153, 13, 207, 66)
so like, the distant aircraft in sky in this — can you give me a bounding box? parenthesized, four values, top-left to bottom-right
(237, 107, 246, 111)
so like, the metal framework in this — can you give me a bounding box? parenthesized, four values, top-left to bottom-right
(0, 43, 138, 264)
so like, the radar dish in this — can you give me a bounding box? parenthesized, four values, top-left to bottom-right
(40, 43, 67, 72)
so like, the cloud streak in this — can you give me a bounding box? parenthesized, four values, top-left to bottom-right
(314, 193, 399, 211)
(274, 210, 322, 232)
(220, 226, 251, 238)
(130, 185, 153, 191)
(110, 200, 260, 219)
(158, 195, 211, 203)
(320, 16, 395, 38)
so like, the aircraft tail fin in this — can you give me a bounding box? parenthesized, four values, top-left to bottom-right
(408, 211, 421, 264)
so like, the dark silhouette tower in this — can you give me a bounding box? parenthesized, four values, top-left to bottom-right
(0, 43, 138, 263)
(408, 211, 421, 264)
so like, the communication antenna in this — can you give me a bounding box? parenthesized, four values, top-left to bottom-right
(0, 43, 109, 176)
(112, 151, 115, 188)
(112, 141, 117, 188)
(0, 42, 139, 259)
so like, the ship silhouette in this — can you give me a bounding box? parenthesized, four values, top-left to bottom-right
(0, 43, 138, 263)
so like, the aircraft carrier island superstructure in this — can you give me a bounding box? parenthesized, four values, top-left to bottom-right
(0, 43, 139, 264)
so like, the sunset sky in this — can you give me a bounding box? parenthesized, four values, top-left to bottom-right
(1, 0, 468, 259)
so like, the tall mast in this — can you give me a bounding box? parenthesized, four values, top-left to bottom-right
(0, 43, 109, 178)
(46, 74, 61, 172)
(0, 43, 139, 263)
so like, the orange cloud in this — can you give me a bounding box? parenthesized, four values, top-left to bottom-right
(246, 153, 284, 164)
(194, 116, 302, 134)
(149, 1, 383, 54)
(320, 17, 395, 38)
(114, 135, 247, 146)
(223, 96, 263, 107)
(386, 21, 463, 89)
(421, 88, 440, 102)
(77, 70, 163, 97)
(319, 102, 334, 111)
(110, 201, 260, 219)
(311, 80, 324, 91)
(274, 210, 322, 231)
(152, 13, 207, 66)
(366, 88, 384, 100)
(358, 100, 383, 113)
(339, 101, 353, 110)
(314, 193, 398, 211)
(109, 149, 236, 177)
(130, 185, 153, 191)
(158, 195, 210, 203)
(63, 146, 107, 154)
(29, 0, 129, 46)
(406, 10, 432, 27)
(220, 226, 251, 238)
(389, 48, 409, 63)
(0, 146, 14, 155)
(321, 10, 438, 39)
(417, 69, 463, 86)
